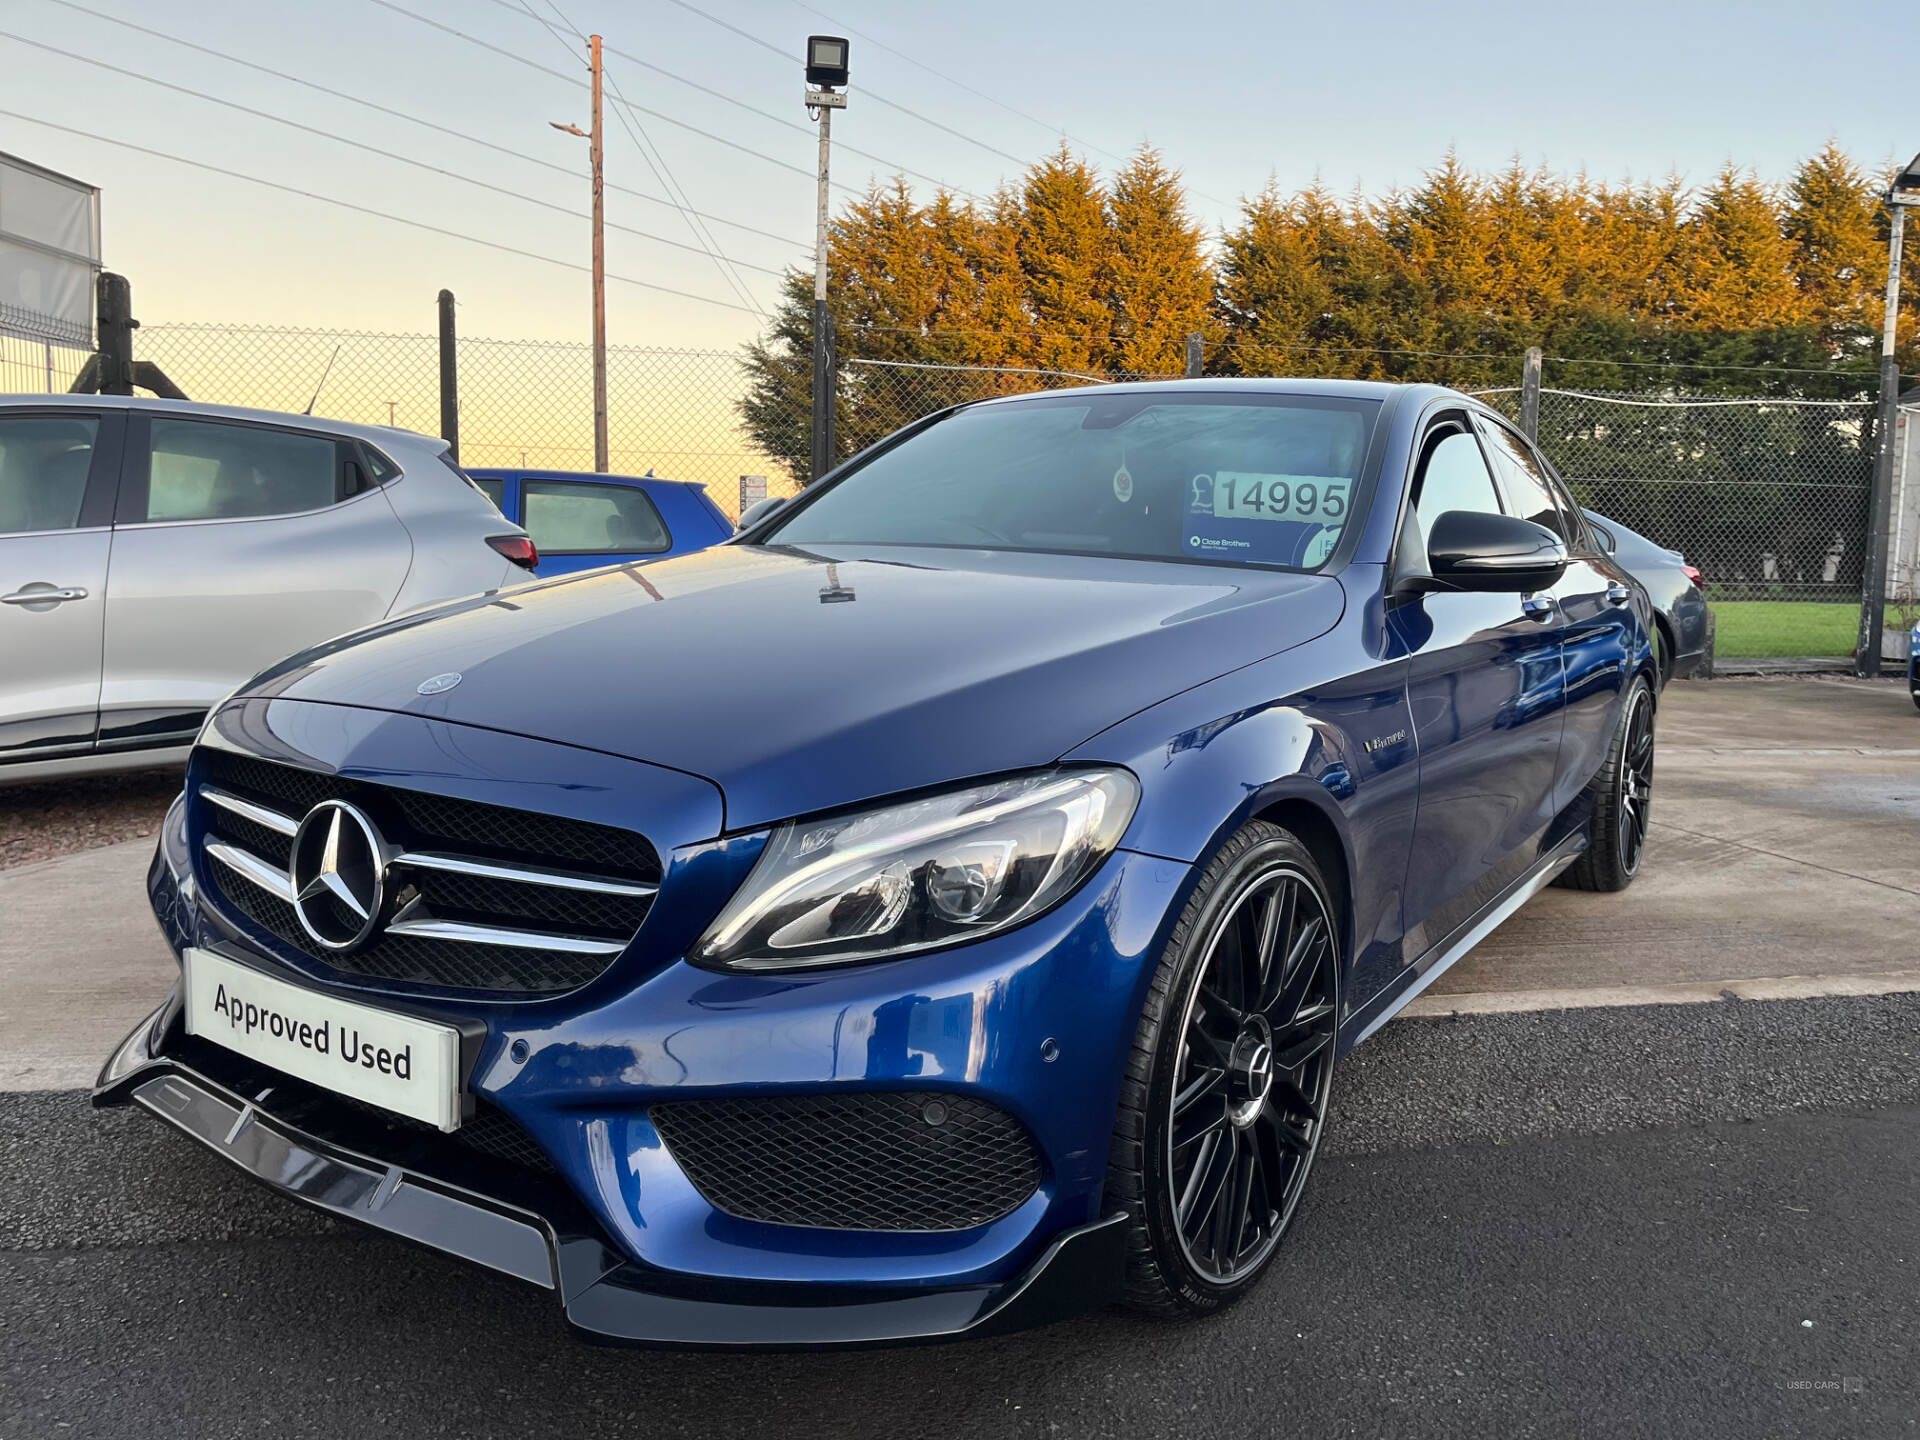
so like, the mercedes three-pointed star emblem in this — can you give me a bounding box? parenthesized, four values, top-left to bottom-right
(288, 800, 388, 952)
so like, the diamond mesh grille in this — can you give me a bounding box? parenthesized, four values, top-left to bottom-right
(650, 1092, 1042, 1232)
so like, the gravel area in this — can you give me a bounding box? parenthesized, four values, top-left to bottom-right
(0, 766, 183, 872)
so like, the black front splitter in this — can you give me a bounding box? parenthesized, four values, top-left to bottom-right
(93, 1007, 1127, 1349)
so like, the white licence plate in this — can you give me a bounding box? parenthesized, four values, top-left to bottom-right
(183, 947, 463, 1131)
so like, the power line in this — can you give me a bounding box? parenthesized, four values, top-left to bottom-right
(473, 0, 971, 198)
(0, 107, 763, 314)
(652, 0, 1032, 171)
(31, 0, 810, 250)
(516, 0, 766, 318)
(0, 28, 793, 282)
(366, 0, 860, 194)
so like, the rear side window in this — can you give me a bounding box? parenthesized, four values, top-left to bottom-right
(1477, 421, 1573, 544)
(472, 477, 507, 515)
(523, 480, 669, 555)
(0, 415, 98, 534)
(363, 445, 400, 483)
(144, 418, 338, 522)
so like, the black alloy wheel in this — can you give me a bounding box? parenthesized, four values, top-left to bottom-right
(1107, 822, 1339, 1316)
(1559, 674, 1656, 892)
(1617, 683, 1655, 876)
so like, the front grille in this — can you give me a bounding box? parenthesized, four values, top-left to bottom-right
(651, 1092, 1042, 1232)
(195, 748, 660, 996)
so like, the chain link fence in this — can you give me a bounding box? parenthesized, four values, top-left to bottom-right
(118, 324, 796, 518)
(2, 320, 1894, 659)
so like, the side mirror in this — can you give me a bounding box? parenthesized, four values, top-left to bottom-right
(737, 496, 788, 533)
(1420, 510, 1568, 593)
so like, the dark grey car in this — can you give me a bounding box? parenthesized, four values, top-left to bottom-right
(1584, 509, 1714, 685)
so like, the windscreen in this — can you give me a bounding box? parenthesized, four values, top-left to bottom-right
(769, 391, 1377, 569)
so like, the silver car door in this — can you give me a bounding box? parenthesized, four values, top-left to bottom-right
(0, 407, 121, 766)
(101, 413, 411, 743)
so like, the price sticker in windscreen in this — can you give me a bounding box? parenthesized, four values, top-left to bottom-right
(1194, 472, 1352, 524)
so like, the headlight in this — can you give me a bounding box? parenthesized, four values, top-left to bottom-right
(689, 768, 1140, 972)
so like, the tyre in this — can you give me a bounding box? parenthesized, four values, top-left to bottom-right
(1106, 821, 1339, 1318)
(1558, 674, 1655, 892)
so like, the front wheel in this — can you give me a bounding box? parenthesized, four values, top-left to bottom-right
(1106, 822, 1339, 1318)
(1559, 675, 1655, 892)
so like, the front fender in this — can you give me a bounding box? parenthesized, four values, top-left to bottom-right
(1063, 566, 1420, 1015)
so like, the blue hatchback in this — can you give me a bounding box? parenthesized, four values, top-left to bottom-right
(465, 467, 733, 575)
(102, 381, 1656, 1347)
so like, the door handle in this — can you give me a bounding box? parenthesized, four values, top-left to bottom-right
(1, 585, 89, 605)
(1521, 594, 1557, 622)
(1605, 583, 1632, 607)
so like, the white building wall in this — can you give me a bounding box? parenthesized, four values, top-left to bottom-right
(1888, 401, 1920, 659)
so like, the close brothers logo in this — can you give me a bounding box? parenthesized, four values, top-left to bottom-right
(208, 982, 415, 1079)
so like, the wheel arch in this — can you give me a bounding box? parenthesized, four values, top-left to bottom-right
(1650, 611, 1676, 688)
(1249, 795, 1352, 979)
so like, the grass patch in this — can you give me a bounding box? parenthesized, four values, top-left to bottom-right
(1709, 600, 1911, 659)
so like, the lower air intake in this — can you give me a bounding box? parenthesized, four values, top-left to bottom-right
(650, 1091, 1041, 1232)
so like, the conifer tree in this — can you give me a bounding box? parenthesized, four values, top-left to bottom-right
(1685, 165, 1808, 330)
(1785, 143, 1883, 350)
(1016, 144, 1113, 374)
(1105, 147, 1213, 376)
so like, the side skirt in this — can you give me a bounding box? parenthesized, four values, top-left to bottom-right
(1338, 831, 1587, 1055)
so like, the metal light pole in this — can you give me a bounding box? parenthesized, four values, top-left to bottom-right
(1857, 152, 1920, 676)
(804, 36, 849, 483)
(551, 33, 608, 474)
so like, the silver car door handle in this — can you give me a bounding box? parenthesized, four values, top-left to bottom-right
(1605, 583, 1632, 607)
(1521, 594, 1557, 622)
(1, 585, 89, 605)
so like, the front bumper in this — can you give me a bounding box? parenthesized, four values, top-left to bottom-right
(97, 1001, 1127, 1348)
(110, 702, 1195, 1345)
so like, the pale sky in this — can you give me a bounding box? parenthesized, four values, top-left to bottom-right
(0, 0, 1913, 354)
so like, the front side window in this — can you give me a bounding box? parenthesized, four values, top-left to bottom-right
(144, 418, 338, 522)
(768, 391, 1379, 570)
(1476, 420, 1572, 544)
(0, 415, 98, 534)
(1412, 427, 1503, 538)
(523, 480, 670, 554)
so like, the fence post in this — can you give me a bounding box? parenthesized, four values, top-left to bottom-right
(810, 305, 836, 482)
(1185, 332, 1203, 379)
(1857, 205, 1907, 677)
(1520, 346, 1543, 441)
(97, 271, 135, 397)
(437, 288, 460, 463)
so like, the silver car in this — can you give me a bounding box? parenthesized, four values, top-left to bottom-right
(0, 395, 532, 783)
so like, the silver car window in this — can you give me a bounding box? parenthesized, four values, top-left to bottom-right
(145, 418, 338, 523)
(0, 415, 98, 534)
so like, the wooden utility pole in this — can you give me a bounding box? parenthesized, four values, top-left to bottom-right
(588, 33, 608, 474)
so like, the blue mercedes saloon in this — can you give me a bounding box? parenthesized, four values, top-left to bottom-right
(98, 380, 1657, 1347)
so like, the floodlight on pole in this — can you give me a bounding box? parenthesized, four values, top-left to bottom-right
(805, 36, 848, 483)
(1857, 151, 1920, 675)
